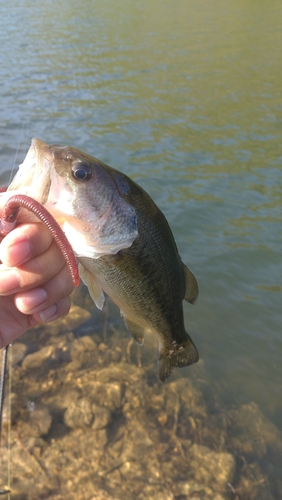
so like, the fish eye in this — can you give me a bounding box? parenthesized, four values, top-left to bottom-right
(71, 162, 92, 181)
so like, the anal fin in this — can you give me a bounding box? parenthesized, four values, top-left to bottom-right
(123, 316, 145, 346)
(183, 264, 199, 304)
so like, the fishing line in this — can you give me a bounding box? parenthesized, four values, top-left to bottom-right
(8, 115, 28, 185)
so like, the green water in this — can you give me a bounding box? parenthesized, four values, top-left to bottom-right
(0, 0, 282, 497)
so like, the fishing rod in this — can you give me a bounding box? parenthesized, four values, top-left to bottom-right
(0, 345, 11, 497)
(0, 345, 8, 445)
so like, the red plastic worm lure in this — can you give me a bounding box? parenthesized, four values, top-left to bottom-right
(0, 192, 80, 287)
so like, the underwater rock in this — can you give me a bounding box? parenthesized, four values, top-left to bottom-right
(46, 389, 80, 411)
(236, 460, 276, 500)
(92, 404, 112, 430)
(172, 480, 227, 499)
(95, 362, 143, 384)
(59, 303, 92, 330)
(11, 342, 28, 366)
(230, 402, 282, 459)
(3, 309, 281, 500)
(64, 396, 93, 428)
(0, 439, 59, 499)
(45, 304, 92, 335)
(21, 345, 55, 371)
(125, 421, 154, 456)
(165, 377, 207, 418)
(91, 380, 123, 411)
(88, 493, 122, 500)
(149, 377, 204, 414)
(137, 487, 174, 500)
(188, 443, 235, 493)
(175, 379, 207, 414)
(69, 335, 97, 364)
(63, 395, 113, 432)
(28, 405, 53, 436)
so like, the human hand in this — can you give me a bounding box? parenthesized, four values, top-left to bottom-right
(0, 211, 75, 348)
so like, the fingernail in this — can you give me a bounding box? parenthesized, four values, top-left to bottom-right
(6, 240, 31, 266)
(0, 269, 20, 294)
(15, 287, 47, 313)
(38, 304, 58, 323)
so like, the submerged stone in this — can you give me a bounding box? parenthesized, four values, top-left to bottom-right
(92, 404, 112, 430)
(21, 345, 55, 371)
(64, 397, 93, 428)
(28, 405, 53, 436)
(11, 342, 28, 366)
(45, 304, 92, 335)
(70, 335, 97, 364)
(230, 402, 282, 459)
(188, 443, 236, 493)
(1, 303, 281, 500)
(172, 480, 227, 500)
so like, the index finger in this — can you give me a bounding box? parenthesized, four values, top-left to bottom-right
(0, 222, 54, 267)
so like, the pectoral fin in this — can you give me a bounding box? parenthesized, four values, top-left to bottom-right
(123, 316, 145, 346)
(183, 264, 199, 304)
(78, 263, 105, 310)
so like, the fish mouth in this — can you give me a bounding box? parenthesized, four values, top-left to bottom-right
(8, 138, 54, 205)
(31, 138, 53, 204)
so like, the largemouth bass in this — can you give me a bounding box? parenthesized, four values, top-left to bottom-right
(7, 138, 199, 381)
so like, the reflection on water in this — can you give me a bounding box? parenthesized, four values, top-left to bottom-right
(0, 0, 282, 498)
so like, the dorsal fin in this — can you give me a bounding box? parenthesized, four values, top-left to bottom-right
(183, 264, 199, 304)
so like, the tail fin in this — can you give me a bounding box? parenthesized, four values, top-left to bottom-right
(158, 335, 199, 382)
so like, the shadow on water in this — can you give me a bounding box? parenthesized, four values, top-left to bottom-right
(0, 285, 281, 500)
